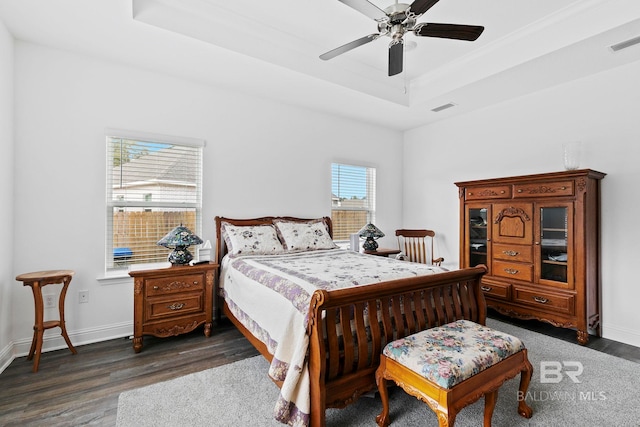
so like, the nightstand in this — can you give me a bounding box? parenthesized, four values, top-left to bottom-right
(364, 248, 401, 257)
(128, 262, 218, 353)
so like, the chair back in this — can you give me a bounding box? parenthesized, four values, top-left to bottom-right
(395, 229, 444, 266)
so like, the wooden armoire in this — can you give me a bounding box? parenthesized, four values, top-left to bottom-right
(455, 169, 605, 344)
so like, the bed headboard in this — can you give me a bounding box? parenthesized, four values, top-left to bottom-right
(214, 216, 333, 265)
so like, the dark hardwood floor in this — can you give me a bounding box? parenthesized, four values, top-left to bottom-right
(1, 314, 638, 426)
(0, 319, 258, 427)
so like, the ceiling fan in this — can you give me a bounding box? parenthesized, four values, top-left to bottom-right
(319, 0, 485, 76)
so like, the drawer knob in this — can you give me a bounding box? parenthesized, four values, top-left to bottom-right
(481, 286, 492, 292)
(167, 302, 185, 310)
(533, 296, 549, 304)
(504, 268, 519, 275)
(502, 250, 519, 257)
(517, 189, 523, 193)
(193, 281, 199, 285)
(153, 286, 159, 290)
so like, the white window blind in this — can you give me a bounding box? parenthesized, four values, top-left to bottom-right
(331, 163, 376, 241)
(106, 130, 204, 271)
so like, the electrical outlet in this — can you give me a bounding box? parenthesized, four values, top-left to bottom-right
(44, 294, 56, 308)
(79, 290, 89, 304)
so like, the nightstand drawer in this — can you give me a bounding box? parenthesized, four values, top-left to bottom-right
(493, 260, 533, 282)
(145, 273, 205, 296)
(145, 293, 204, 321)
(513, 286, 575, 315)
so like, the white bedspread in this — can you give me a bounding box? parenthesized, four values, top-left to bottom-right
(220, 249, 444, 426)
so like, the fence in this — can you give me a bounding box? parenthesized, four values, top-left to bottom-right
(112, 211, 197, 265)
(331, 210, 368, 241)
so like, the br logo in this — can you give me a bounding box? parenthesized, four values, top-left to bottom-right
(540, 361, 583, 383)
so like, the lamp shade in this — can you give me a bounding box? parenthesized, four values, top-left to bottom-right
(157, 225, 203, 265)
(157, 225, 203, 248)
(358, 223, 385, 239)
(358, 223, 384, 251)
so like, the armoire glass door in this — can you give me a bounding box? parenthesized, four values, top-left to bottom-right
(467, 207, 488, 268)
(539, 204, 572, 286)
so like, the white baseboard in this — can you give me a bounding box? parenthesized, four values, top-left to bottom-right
(2, 321, 133, 374)
(0, 342, 14, 374)
(602, 323, 640, 348)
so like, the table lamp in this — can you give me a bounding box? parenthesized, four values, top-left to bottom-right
(358, 223, 385, 251)
(157, 224, 203, 265)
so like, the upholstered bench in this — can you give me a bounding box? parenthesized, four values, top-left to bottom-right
(375, 320, 533, 427)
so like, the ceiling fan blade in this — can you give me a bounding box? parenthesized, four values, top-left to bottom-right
(414, 23, 484, 41)
(388, 39, 404, 76)
(319, 34, 381, 60)
(339, 0, 388, 22)
(407, 0, 440, 17)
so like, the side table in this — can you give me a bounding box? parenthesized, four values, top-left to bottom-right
(16, 270, 77, 373)
(128, 262, 218, 353)
(364, 248, 401, 258)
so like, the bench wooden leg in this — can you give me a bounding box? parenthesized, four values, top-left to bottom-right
(483, 390, 498, 427)
(517, 353, 534, 419)
(375, 360, 391, 427)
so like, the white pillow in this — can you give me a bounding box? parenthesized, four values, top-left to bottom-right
(274, 220, 337, 251)
(221, 222, 284, 255)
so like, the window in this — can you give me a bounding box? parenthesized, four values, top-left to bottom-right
(106, 129, 204, 271)
(331, 163, 376, 241)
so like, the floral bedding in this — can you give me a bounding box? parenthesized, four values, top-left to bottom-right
(219, 248, 445, 426)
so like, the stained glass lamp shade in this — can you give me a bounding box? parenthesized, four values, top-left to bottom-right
(157, 225, 203, 265)
(358, 223, 385, 251)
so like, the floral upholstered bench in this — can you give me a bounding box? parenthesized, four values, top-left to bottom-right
(375, 320, 534, 427)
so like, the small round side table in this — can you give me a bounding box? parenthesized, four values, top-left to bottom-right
(16, 270, 78, 372)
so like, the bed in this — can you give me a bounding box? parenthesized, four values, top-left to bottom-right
(214, 216, 488, 427)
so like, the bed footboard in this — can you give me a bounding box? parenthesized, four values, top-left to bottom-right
(306, 265, 488, 427)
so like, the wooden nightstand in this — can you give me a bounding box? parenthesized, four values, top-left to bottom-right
(364, 248, 401, 257)
(128, 262, 218, 353)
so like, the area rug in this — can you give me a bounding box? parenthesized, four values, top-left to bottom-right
(116, 319, 640, 426)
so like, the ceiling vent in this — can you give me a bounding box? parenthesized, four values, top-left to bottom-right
(431, 103, 456, 113)
(609, 35, 640, 52)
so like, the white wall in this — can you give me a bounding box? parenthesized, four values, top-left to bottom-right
(0, 17, 15, 371)
(11, 42, 403, 355)
(403, 59, 640, 347)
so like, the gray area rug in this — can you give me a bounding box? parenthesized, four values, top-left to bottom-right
(117, 319, 640, 426)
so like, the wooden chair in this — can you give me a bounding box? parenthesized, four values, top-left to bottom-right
(395, 229, 444, 266)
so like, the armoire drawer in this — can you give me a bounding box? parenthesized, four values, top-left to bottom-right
(480, 280, 510, 301)
(493, 244, 533, 263)
(512, 286, 575, 315)
(464, 185, 511, 201)
(513, 180, 574, 198)
(492, 260, 533, 282)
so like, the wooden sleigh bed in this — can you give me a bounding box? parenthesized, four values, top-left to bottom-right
(214, 216, 488, 427)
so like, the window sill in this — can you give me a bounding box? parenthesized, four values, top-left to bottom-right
(96, 262, 171, 285)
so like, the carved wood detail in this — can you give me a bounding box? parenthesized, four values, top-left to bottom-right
(494, 206, 531, 223)
(154, 320, 199, 337)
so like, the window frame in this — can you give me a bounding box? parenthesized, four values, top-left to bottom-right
(105, 128, 205, 272)
(330, 162, 377, 243)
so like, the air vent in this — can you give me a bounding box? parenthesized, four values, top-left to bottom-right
(610, 35, 640, 52)
(431, 103, 456, 112)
